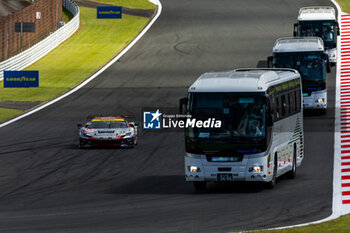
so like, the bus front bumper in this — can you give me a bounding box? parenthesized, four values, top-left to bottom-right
(185, 154, 272, 183)
(326, 48, 337, 63)
(303, 90, 327, 110)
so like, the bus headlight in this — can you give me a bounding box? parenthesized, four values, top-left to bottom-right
(316, 98, 324, 103)
(249, 165, 263, 173)
(188, 166, 201, 173)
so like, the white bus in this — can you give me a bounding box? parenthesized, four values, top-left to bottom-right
(181, 69, 304, 190)
(293, 6, 340, 63)
(268, 37, 331, 113)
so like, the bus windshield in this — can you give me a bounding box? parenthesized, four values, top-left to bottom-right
(186, 92, 266, 144)
(299, 20, 337, 47)
(274, 52, 325, 83)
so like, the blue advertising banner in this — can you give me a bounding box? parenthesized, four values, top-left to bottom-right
(3, 71, 39, 88)
(97, 6, 122, 19)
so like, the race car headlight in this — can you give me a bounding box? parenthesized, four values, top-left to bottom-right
(316, 98, 324, 103)
(125, 132, 132, 136)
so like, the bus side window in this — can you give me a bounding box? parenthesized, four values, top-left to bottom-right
(287, 93, 291, 115)
(295, 89, 301, 112)
(270, 94, 277, 122)
(281, 95, 287, 117)
(290, 91, 295, 114)
(294, 90, 297, 112)
(276, 96, 280, 119)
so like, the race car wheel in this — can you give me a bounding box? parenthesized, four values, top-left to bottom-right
(78, 140, 85, 149)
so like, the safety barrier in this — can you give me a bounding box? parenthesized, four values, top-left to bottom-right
(0, 0, 80, 80)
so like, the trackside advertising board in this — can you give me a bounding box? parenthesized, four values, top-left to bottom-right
(3, 71, 39, 88)
(97, 6, 122, 19)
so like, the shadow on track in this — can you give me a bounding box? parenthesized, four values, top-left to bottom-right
(108, 175, 267, 195)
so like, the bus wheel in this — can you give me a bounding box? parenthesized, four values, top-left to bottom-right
(194, 181, 207, 191)
(287, 146, 297, 179)
(265, 154, 277, 189)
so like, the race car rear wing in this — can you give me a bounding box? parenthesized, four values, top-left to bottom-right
(86, 115, 136, 120)
(84, 115, 138, 126)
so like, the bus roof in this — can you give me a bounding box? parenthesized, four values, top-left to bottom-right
(273, 37, 324, 53)
(298, 6, 336, 21)
(188, 69, 300, 93)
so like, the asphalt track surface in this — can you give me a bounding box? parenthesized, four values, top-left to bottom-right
(0, 0, 337, 232)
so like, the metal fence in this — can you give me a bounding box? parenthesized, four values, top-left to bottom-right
(0, 0, 80, 80)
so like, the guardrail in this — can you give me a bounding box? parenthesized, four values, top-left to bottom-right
(0, 0, 80, 81)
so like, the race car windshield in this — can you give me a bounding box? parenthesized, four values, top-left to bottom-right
(87, 121, 128, 128)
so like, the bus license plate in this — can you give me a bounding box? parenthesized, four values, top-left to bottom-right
(217, 173, 233, 182)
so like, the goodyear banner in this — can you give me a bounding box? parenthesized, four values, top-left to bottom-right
(3, 71, 39, 88)
(97, 6, 122, 19)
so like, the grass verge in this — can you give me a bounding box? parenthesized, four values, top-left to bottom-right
(338, 0, 350, 13)
(252, 214, 350, 233)
(0, 108, 24, 123)
(0, 0, 153, 123)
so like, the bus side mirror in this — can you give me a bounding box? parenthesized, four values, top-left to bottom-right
(267, 56, 273, 68)
(179, 97, 188, 114)
(336, 22, 340, 36)
(293, 23, 298, 37)
(266, 114, 273, 127)
(324, 53, 331, 73)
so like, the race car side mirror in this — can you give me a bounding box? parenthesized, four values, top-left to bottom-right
(77, 124, 82, 128)
(129, 122, 139, 127)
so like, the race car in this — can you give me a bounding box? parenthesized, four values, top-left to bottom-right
(77, 116, 138, 148)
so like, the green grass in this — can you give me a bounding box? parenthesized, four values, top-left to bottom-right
(338, 0, 350, 13)
(90, 0, 156, 10)
(0, 7, 150, 102)
(253, 214, 350, 233)
(0, 108, 24, 123)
